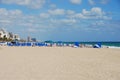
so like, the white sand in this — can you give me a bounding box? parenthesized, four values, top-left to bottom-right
(0, 47, 120, 80)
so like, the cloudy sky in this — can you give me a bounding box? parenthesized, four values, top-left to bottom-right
(0, 0, 120, 41)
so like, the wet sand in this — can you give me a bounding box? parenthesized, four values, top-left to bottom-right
(0, 47, 120, 80)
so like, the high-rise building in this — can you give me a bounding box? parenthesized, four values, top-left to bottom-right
(0, 28, 20, 40)
(0, 29, 9, 38)
(27, 36, 31, 42)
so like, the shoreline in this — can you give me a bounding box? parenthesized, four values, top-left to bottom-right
(1, 45, 120, 49)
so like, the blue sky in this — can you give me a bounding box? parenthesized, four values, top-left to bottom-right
(0, 0, 120, 41)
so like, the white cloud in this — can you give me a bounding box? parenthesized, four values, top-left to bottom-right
(47, 9, 75, 17)
(0, 8, 8, 16)
(92, 21, 105, 26)
(0, 8, 22, 16)
(91, 7, 104, 16)
(0, 7, 112, 38)
(88, 0, 110, 5)
(70, 0, 82, 4)
(73, 13, 85, 19)
(10, 10, 22, 16)
(48, 9, 65, 15)
(0, 20, 11, 23)
(66, 10, 75, 15)
(39, 7, 111, 21)
(50, 4, 57, 9)
(0, 8, 27, 28)
(40, 13, 50, 18)
(0, 7, 111, 29)
(27, 28, 38, 32)
(1, 0, 46, 9)
(88, 0, 95, 5)
(45, 7, 110, 20)
(60, 19, 76, 24)
(71, 7, 110, 20)
(0, 8, 24, 31)
(1, 0, 29, 5)
(82, 9, 90, 15)
(100, 0, 109, 4)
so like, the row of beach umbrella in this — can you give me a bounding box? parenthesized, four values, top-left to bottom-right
(7, 42, 47, 47)
(6, 41, 102, 48)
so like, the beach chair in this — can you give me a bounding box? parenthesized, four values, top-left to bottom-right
(26, 42, 32, 46)
(41, 43, 47, 46)
(45, 43, 48, 46)
(34, 42, 38, 46)
(21, 42, 26, 46)
(37, 42, 41, 46)
(7, 42, 13, 46)
(15, 42, 20, 46)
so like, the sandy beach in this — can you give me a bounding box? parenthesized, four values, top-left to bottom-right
(0, 47, 120, 80)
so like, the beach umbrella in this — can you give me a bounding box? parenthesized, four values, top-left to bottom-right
(74, 42, 79, 47)
(93, 44, 101, 48)
(93, 42, 102, 48)
(44, 40, 53, 46)
(44, 40, 53, 43)
(57, 41, 63, 46)
(97, 42, 102, 48)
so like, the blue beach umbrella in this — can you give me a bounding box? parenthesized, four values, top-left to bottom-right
(74, 42, 79, 47)
(93, 42, 102, 48)
(45, 40, 53, 46)
(97, 42, 102, 48)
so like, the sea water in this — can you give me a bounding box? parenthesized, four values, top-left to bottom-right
(63, 42, 120, 48)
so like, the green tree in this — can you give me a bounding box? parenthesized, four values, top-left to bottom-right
(3, 35, 7, 42)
